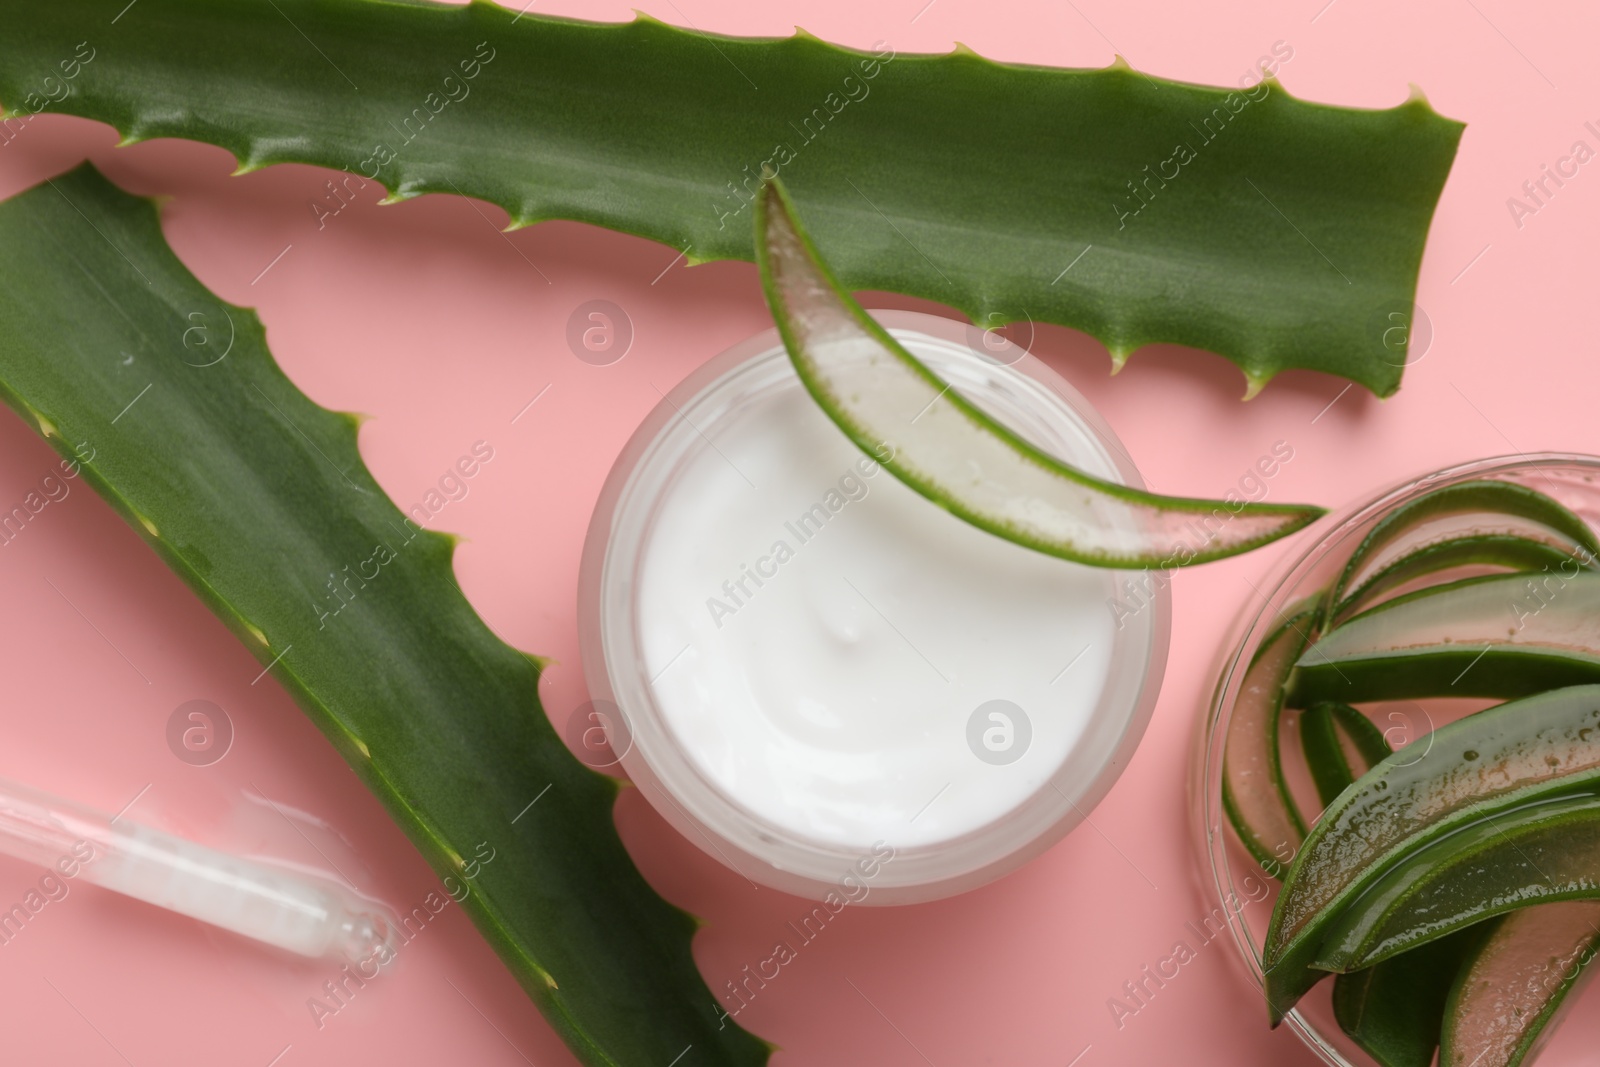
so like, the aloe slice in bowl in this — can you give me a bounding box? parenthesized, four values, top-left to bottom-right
(1441, 901, 1600, 1067)
(1222, 607, 1320, 868)
(1290, 572, 1600, 705)
(1333, 928, 1483, 1067)
(1300, 701, 1391, 807)
(1325, 479, 1600, 613)
(1261, 684, 1600, 1020)
(753, 178, 1325, 569)
(1311, 791, 1600, 972)
(1331, 533, 1590, 623)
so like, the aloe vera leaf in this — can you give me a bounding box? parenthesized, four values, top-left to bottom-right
(1291, 572, 1600, 705)
(1261, 684, 1600, 1022)
(1325, 480, 1599, 614)
(1331, 534, 1590, 623)
(1311, 793, 1600, 972)
(1329, 700, 1394, 770)
(1222, 608, 1319, 869)
(0, 0, 1461, 396)
(1299, 700, 1390, 809)
(0, 164, 769, 1067)
(754, 178, 1324, 568)
(1441, 901, 1600, 1067)
(1300, 703, 1358, 808)
(1333, 927, 1482, 1067)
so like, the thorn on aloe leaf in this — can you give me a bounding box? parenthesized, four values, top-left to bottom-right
(1242, 370, 1272, 401)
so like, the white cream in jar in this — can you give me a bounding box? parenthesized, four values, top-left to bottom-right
(579, 312, 1167, 903)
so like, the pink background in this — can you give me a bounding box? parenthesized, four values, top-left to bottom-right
(0, 0, 1594, 1063)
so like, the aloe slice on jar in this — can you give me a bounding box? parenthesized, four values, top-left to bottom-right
(1261, 684, 1600, 1021)
(1325, 480, 1599, 615)
(1311, 792, 1600, 973)
(1331, 533, 1590, 623)
(1289, 572, 1600, 705)
(1441, 901, 1600, 1067)
(1220, 606, 1320, 868)
(1333, 927, 1484, 1067)
(753, 178, 1325, 569)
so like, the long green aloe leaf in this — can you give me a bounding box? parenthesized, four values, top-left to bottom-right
(0, 0, 1461, 396)
(1262, 684, 1600, 1022)
(0, 163, 769, 1067)
(754, 178, 1324, 568)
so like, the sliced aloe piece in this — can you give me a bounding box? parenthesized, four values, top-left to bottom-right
(1326, 480, 1599, 613)
(1262, 684, 1600, 1021)
(1329, 701, 1393, 771)
(1291, 572, 1600, 704)
(1312, 792, 1600, 972)
(1333, 927, 1483, 1067)
(1223, 609, 1319, 868)
(1441, 901, 1600, 1067)
(1332, 533, 1589, 622)
(1301, 702, 1365, 807)
(753, 179, 1324, 568)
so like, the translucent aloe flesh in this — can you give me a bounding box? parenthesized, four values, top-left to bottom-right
(0, 0, 1461, 395)
(1262, 684, 1600, 1020)
(1331, 533, 1590, 622)
(755, 179, 1324, 568)
(1222, 608, 1318, 867)
(0, 165, 769, 1067)
(1442, 902, 1600, 1067)
(1327, 481, 1600, 608)
(1291, 573, 1600, 704)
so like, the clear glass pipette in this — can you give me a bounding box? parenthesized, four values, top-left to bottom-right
(0, 775, 399, 961)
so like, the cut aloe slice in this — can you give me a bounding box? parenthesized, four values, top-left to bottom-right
(1262, 684, 1600, 1021)
(1312, 792, 1600, 972)
(1332, 533, 1589, 623)
(1290, 572, 1600, 705)
(754, 178, 1325, 568)
(1222, 608, 1319, 868)
(1334, 928, 1483, 1067)
(1300, 701, 1391, 808)
(1326, 480, 1599, 613)
(1441, 901, 1600, 1067)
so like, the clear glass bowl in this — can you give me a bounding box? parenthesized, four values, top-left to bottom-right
(1190, 453, 1600, 1065)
